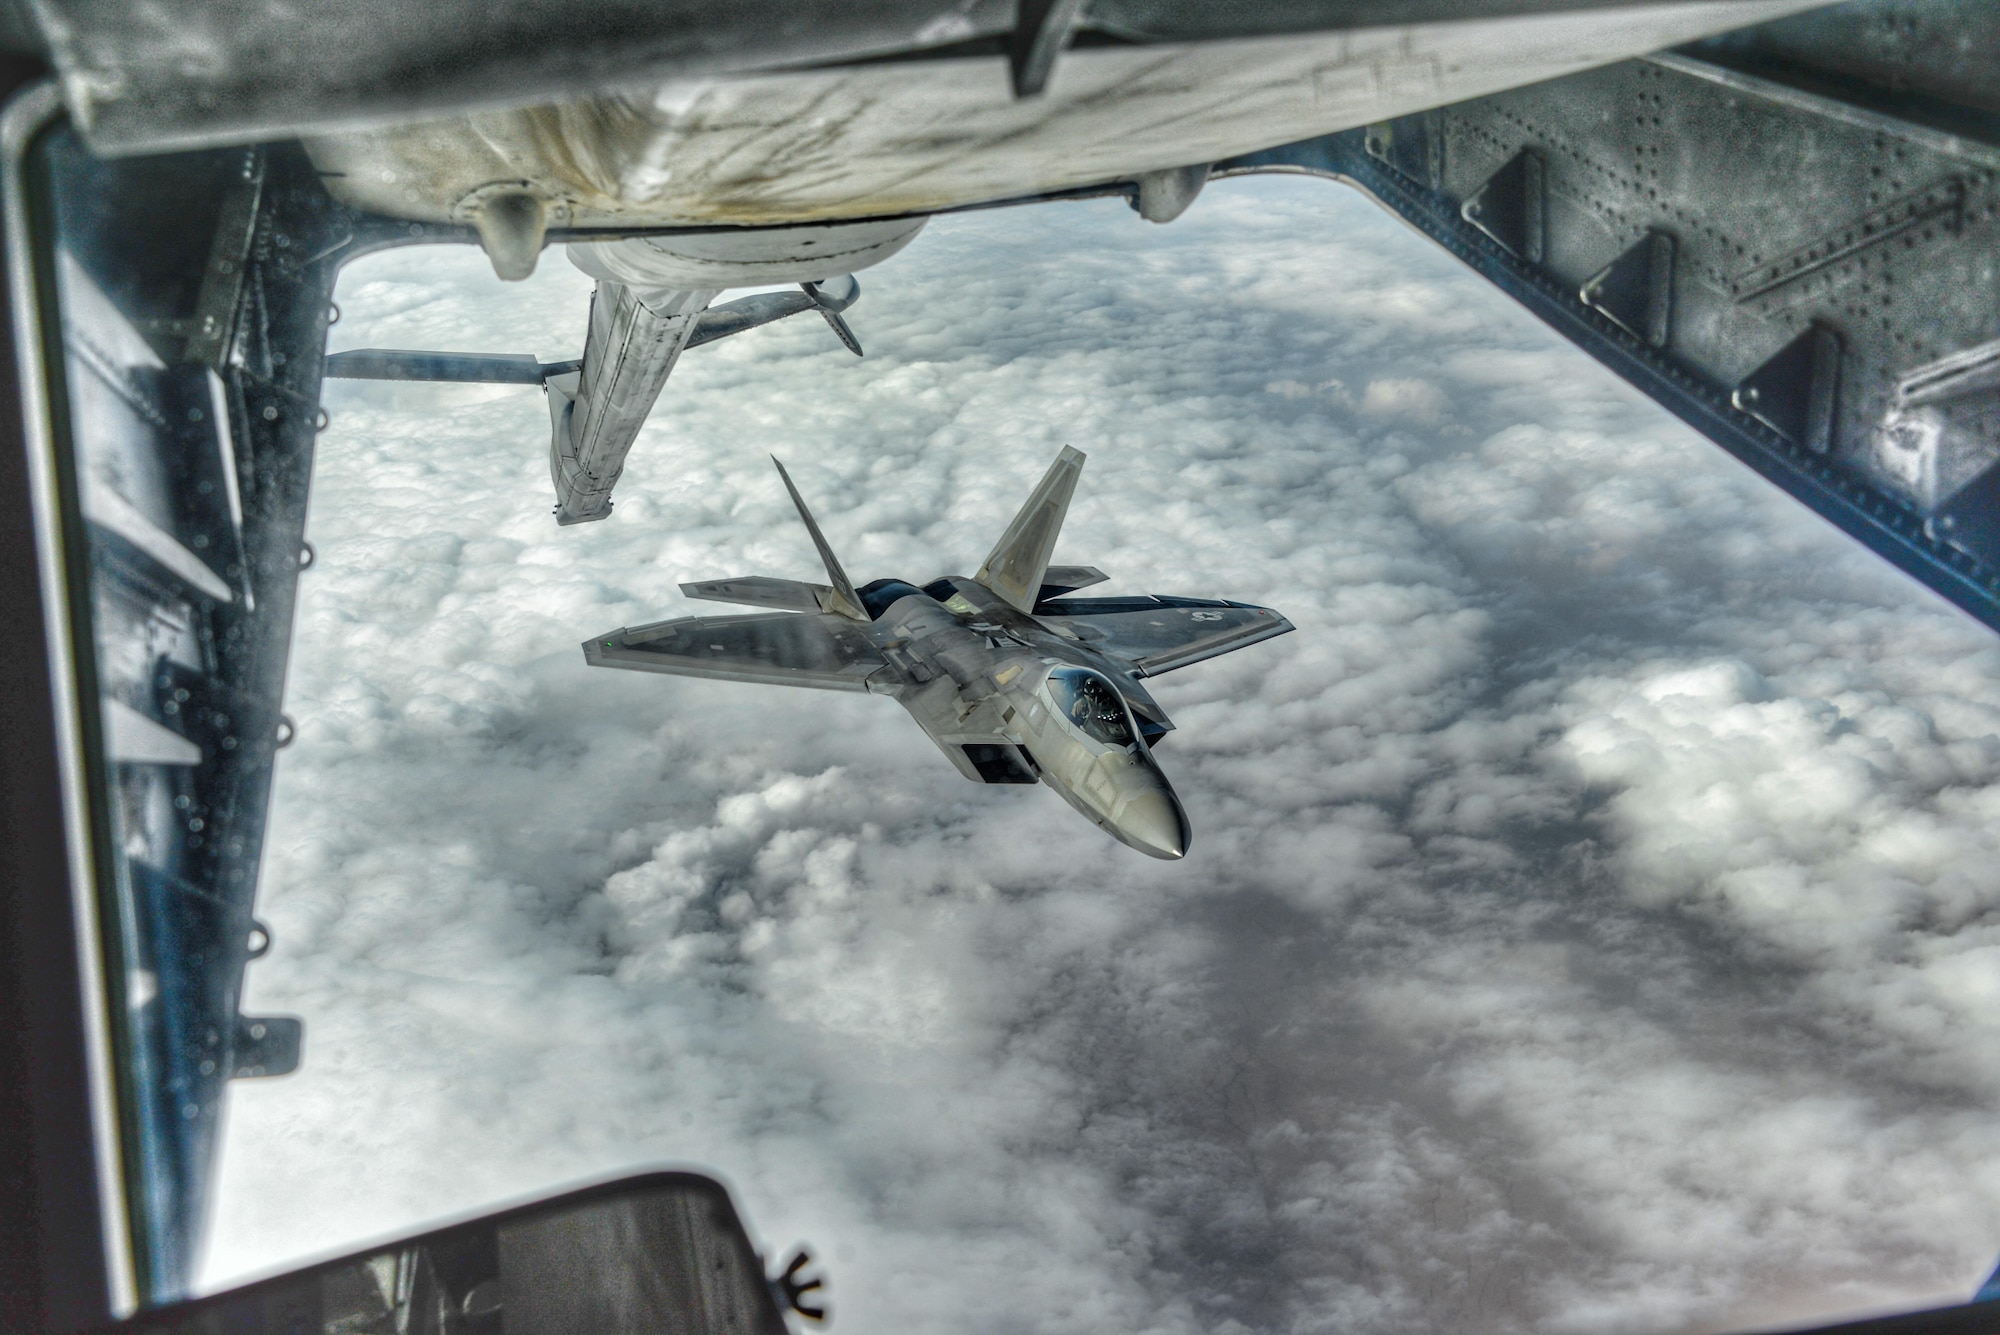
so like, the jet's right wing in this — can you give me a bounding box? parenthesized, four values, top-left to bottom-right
(1039, 595, 1294, 678)
(585, 611, 888, 691)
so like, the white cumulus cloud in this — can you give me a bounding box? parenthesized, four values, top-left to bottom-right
(206, 176, 2000, 1335)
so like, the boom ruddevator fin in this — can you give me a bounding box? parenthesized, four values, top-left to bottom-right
(976, 445, 1084, 613)
(771, 457, 867, 621)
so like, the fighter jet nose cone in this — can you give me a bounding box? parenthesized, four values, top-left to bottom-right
(1117, 787, 1191, 861)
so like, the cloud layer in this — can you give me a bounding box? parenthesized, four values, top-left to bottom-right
(208, 177, 2000, 1335)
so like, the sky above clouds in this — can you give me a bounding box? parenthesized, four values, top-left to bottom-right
(207, 175, 2000, 1335)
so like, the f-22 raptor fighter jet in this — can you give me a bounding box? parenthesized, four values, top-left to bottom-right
(584, 448, 1293, 858)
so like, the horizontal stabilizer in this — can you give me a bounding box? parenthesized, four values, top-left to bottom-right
(682, 575, 835, 614)
(804, 275, 860, 313)
(683, 290, 815, 350)
(818, 309, 864, 356)
(1038, 564, 1109, 599)
(685, 282, 863, 353)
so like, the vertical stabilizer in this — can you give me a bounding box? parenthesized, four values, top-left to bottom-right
(772, 457, 867, 621)
(977, 446, 1085, 612)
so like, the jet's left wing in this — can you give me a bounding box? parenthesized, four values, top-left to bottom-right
(1039, 596, 1293, 678)
(585, 611, 889, 691)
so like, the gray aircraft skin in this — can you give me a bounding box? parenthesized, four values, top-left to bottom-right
(583, 447, 1292, 859)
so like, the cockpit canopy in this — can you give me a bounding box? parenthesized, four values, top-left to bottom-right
(856, 577, 930, 619)
(1044, 667, 1137, 748)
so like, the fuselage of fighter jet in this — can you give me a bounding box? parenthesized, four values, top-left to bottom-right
(583, 447, 1293, 858)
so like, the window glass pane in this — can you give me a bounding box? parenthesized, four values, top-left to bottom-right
(24, 122, 335, 1304)
(31, 107, 2000, 1331)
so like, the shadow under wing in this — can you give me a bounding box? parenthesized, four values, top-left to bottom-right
(584, 611, 889, 691)
(1038, 596, 1294, 678)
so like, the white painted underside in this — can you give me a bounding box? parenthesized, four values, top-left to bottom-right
(308, 0, 1827, 227)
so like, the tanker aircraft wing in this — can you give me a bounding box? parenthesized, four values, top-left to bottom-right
(1038, 596, 1294, 678)
(586, 610, 887, 692)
